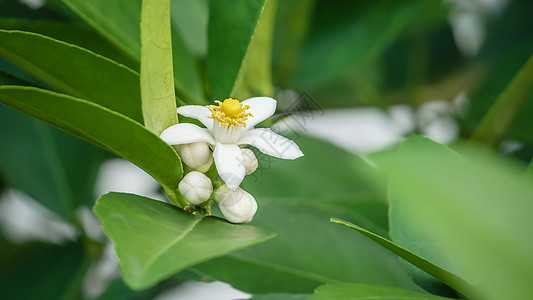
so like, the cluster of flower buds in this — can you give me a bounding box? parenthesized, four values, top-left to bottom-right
(176, 142, 259, 223)
(162, 97, 303, 224)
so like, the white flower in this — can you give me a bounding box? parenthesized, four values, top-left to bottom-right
(214, 185, 257, 224)
(174, 142, 213, 172)
(178, 171, 213, 205)
(160, 97, 303, 190)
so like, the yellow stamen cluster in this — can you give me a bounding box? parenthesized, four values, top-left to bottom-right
(207, 98, 253, 127)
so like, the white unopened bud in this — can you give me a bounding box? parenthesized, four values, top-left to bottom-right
(174, 142, 213, 172)
(178, 171, 213, 205)
(214, 185, 257, 224)
(241, 148, 258, 175)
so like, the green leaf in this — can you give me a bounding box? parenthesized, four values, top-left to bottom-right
(170, 0, 208, 57)
(96, 277, 178, 300)
(464, 0, 533, 144)
(0, 70, 26, 85)
(140, 0, 178, 135)
(0, 30, 143, 123)
(192, 197, 419, 294)
(0, 86, 182, 195)
(0, 105, 103, 219)
(272, 0, 316, 84)
(330, 218, 472, 298)
(471, 55, 533, 147)
(232, 0, 276, 99)
(309, 283, 452, 300)
(0, 242, 90, 300)
(94, 192, 275, 290)
(207, 0, 266, 99)
(373, 135, 533, 300)
(61, 0, 142, 59)
(0, 19, 139, 69)
(62, 0, 204, 104)
(251, 294, 310, 300)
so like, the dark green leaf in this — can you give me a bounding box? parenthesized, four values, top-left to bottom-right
(272, 0, 316, 84)
(0, 105, 103, 219)
(464, 0, 533, 144)
(94, 192, 275, 290)
(192, 197, 419, 294)
(62, 0, 203, 104)
(309, 283, 452, 300)
(0, 70, 26, 85)
(207, 0, 266, 99)
(170, 0, 208, 57)
(232, 0, 276, 99)
(0, 30, 143, 123)
(0, 86, 182, 195)
(0, 19, 138, 69)
(61, 0, 142, 59)
(0, 242, 90, 300)
(471, 55, 533, 147)
(140, 0, 178, 135)
(330, 218, 471, 298)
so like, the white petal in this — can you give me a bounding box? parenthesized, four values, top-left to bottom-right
(238, 128, 303, 159)
(241, 97, 277, 129)
(213, 143, 245, 190)
(160, 123, 215, 145)
(177, 105, 214, 130)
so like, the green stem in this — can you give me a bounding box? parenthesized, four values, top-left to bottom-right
(471, 55, 533, 147)
(164, 186, 188, 208)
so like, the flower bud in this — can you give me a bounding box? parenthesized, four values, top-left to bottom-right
(178, 171, 213, 205)
(214, 185, 257, 223)
(174, 142, 213, 172)
(241, 148, 258, 175)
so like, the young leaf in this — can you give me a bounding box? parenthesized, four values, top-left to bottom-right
(330, 218, 472, 299)
(207, 0, 266, 99)
(94, 192, 275, 290)
(0, 30, 143, 123)
(471, 55, 533, 147)
(0, 86, 182, 194)
(309, 283, 453, 300)
(140, 0, 178, 135)
(373, 135, 533, 300)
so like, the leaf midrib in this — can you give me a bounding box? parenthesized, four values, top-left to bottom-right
(140, 217, 202, 274)
(224, 254, 341, 284)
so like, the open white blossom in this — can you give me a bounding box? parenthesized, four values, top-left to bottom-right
(214, 185, 257, 224)
(160, 97, 303, 190)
